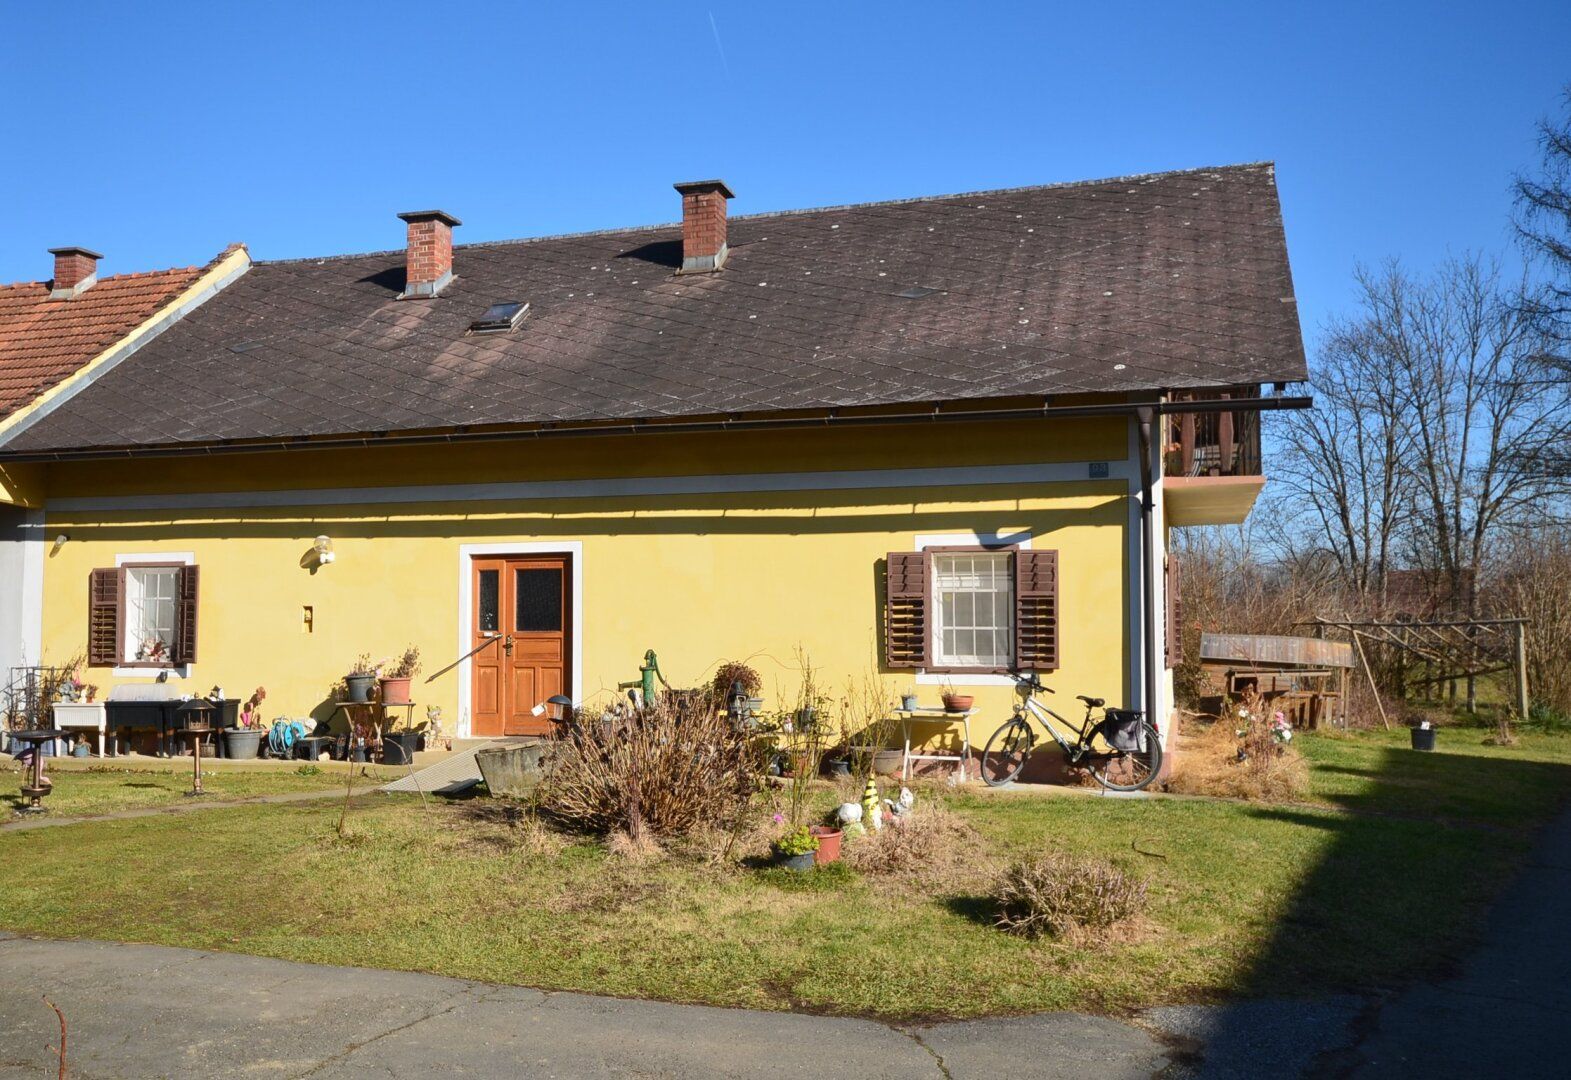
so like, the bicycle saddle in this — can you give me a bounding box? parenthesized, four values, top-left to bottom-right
(1076, 695, 1105, 708)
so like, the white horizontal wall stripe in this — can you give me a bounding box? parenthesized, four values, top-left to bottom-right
(48, 459, 1133, 514)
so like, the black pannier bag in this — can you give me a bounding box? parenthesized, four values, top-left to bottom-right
(1096, 709, 1146, 752)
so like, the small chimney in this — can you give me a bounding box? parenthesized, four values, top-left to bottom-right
(397, 210, 461, 298)
(48, 246, 103, 299)
(674, 180, 734, 273)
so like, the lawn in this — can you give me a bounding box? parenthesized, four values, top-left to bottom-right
(0, 729, 1567, 1020)
(2, 760, 369, 817)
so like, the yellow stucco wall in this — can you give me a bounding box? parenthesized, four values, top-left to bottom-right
(37, 417, 1134, 740)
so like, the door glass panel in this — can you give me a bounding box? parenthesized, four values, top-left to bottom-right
(477, 569, 499, 632)
(516, 568, 562, 632)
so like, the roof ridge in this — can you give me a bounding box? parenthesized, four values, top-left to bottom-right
(256, 161, 1277, 267)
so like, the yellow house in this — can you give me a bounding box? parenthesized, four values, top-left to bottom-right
(0, 242, 250, 678)
(0, 165, 1306, 762)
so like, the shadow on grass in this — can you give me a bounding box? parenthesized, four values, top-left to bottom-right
(940, 892, 996, 928)
(1198, 741, 1571, 1059)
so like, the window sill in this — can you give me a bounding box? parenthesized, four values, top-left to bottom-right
(111, 665, 190, 680)
(916, 671, 1029, 687)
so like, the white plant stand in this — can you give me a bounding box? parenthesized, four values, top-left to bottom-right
(52, 702, 107, 757)
(895, 707, 976, 782)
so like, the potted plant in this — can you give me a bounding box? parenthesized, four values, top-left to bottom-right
(809, 824, 843, 865)
(941, 680, 974, 713)
(224, 687, 267, 759)
(900, 687, 920, 711)
(380, 645, 420, 706)
(344, 654, 378, 704)
(772, 825, 820, 872)
(711, 660, 763, 712)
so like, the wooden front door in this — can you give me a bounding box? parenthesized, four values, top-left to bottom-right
(470, 554, 570, 736)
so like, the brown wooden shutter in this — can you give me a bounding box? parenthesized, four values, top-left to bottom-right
(1165, 553, 1182, 667)
(1014, 550, 1059, 670)
(173, 565, 200, 665)
(87, 568, 123, 667)
(884, 551, 930, 668)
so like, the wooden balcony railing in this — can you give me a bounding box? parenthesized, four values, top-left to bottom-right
(1166, 388, 1263, 478)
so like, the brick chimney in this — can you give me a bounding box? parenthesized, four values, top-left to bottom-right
(674, 180, 734, 273)
(397, 210, 461, 298)
(48, 246, 103, 299)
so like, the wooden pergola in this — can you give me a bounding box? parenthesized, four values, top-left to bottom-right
(1298, 616, 1530, 723)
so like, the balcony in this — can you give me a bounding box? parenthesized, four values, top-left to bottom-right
(1164, 388, 1266, 526)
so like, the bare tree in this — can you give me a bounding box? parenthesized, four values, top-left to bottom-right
(1274, 264, 1414, 599)
(1388, 255, 1553, 609)
(1514, 84, 1571, 347)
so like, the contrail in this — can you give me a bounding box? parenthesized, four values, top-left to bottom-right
(708, 11, 731, 81)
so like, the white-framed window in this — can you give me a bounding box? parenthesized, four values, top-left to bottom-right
(124, 565, 179, 664)
(932, 551, 1014, 669)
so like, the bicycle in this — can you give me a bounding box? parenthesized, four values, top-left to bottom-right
(979, 672, 1163, 792)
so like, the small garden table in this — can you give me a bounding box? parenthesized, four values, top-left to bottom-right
(894, 707, 977, 782)
(331, 701, 417, 763)
(52, 701, 107, 757)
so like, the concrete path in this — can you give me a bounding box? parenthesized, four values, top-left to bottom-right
(0, 936, 1170, 1079)
(0, 788, 358, 833)
(1339, 799, 1571, 1078)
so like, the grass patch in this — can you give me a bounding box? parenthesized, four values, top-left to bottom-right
(0, 731, 1567, 1020)
(2, 761, 365, 818)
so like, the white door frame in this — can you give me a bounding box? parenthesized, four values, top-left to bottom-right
(455, 541, 583, 739)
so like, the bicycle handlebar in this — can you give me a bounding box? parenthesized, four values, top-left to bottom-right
(1009, 671, 1053, 693)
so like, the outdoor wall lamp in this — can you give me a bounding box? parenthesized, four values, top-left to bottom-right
(312, 535, 336, 565)
(50, 534, 68, 555)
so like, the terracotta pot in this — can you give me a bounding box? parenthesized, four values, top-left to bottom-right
(379, 676, 413, 706)
(809, 826, 842, 864)
(872, 748, 905, 776)
(942, 693, 974, 713)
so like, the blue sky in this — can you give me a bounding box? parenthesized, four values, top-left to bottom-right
(1, 2, 1566, 345)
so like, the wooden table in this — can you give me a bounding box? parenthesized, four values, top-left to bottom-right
(331, 701, 417, 762)
(894, 707, 977, 782)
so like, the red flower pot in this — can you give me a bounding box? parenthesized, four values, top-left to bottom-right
(379, 676, 413, 706)
(810, 826, 842, 865)
(942, 693, 974, 713)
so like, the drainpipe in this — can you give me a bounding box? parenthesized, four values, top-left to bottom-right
(1135, 407, 1158, 727)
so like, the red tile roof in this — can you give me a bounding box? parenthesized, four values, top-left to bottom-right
(0, 264, 205, 419)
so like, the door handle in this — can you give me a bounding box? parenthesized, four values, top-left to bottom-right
(503, 634, 515, 657)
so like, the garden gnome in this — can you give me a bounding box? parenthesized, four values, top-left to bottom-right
(836, 801, 865, 838)
(861, 777, 883, 832)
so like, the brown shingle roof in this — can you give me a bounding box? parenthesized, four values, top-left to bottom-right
(1, 163, 1306, 455)
(0, 265, 204, 419)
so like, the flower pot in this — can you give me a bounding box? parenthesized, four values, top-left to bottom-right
(1410, 726, 1437, 752)
(872, 748, 905, 776)
(379, 676, 413, 706)
(942, 693, 974, 713)
(345, 674, 376, 704)
(745, 696, 765, 715)
(382, 731, 421, 765)
(809, 826, 842, 864)
(795, 706, 816, 730)
(222, 728, 263, 759)
(901, 694, 920, 711)
(822, 756, 852, 778)
(784, 750, 812, 778)
(777, 851, 816, 872)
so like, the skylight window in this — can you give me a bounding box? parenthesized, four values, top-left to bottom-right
(469, 301, 529, 334)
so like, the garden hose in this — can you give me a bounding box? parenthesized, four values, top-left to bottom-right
(267, 720, 308, 757)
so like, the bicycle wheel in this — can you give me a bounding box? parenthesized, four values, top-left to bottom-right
(980, 718, 1033, 786)
(1086, 720, 1164, 792)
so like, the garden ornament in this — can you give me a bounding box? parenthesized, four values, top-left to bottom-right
(862, 777, 883, 832)
(898, 786, 915, 810)
(836, 801, 863, 824)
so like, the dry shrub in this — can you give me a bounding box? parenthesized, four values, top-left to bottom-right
(843, 801, 990, 890)
(539, 695, 758, 841)
(991, 852, 1147, 941)
(1166, 714, 1308, 802)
